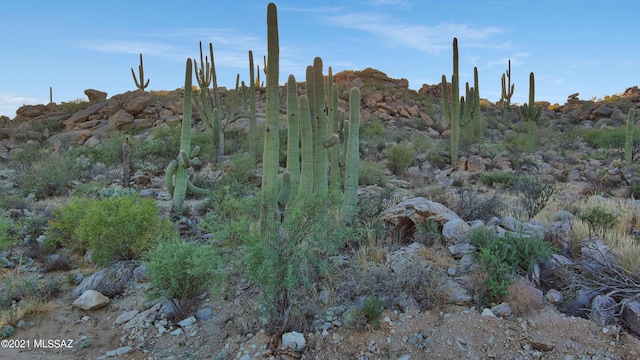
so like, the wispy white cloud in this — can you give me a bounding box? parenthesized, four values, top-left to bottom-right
(322, 12, 503, 54)
(486, 52, 530, 68)
(370, 0, 413, 9)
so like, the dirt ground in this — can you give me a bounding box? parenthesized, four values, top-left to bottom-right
(1, 277, 639, 360)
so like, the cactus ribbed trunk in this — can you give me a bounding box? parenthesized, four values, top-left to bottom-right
(298, 95, 314, 197)
(312, 58, 328, 194)
(249, 51, 257, 161)
(286, 75, 300, 201)
(519, 72, 542, 153)
(260, 2, 281, 243)
(343, 87, 361, 222)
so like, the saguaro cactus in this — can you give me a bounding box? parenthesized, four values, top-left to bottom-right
(260, 2, 281, 242)
(286, 75, 300, 199)
(442, 38, 461, 166)
(131, 53, 150, 91)
(501, 59, 514, 123)
(165, 59, 208, 213)
(343, 87, 361, 222)
(519, 72, 543, 152)
(626, 108, 636, 164)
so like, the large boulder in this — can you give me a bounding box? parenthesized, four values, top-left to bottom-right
(382, 197, 461, 243)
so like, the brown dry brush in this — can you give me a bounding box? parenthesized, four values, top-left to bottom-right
(543, 250, 640, 320)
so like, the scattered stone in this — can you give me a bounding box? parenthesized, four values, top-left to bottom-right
(114, 310, 139, 325)
(195, 307, 214, 321)
(178, 316, 197, 327)
(481, 308, 497, 317)
(72, 289, 110, 310)
(105, 345, 132, 357)
(72, 261, 138, 297)
(621, 300, 640, 335)
(590, 295, 617, 325)
(545, 289, 564, 303)
(282, 331, 306, 352)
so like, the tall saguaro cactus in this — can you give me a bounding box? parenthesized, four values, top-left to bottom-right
(444, 39, 461, 165)
(131, 53, 150, 91)
(248, 50, 258, 160)
(260, 2, 281, 242)
(286, 75, 300, 199)
(501, 59, 514, 123)
(343, 87, 361, 222)
(519, 72, 543, 152)
(165, 59, 208, 213)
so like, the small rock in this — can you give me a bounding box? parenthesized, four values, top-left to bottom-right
(72, 290, 110, 310)
(114, 310, 139, 325)
(170, 328, 183, 336)
(481, 308, 496, 317)
(105, 345, 132, 357)
(195, 307, 214, 321)
(545, 289, 564, 303)
(282, 331, 306, 352)
(177, 316, 197, 327)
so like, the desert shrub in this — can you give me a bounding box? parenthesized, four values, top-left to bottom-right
(134, 127, 181, 172)
(347, 294, 385, 330)
(18, 151, 85, 199)
(630, 183, 640, 198)
(469, 228, 555, 305)
(504, 132, 529, 156)
(457, 188, 504, 222)
(74, 132, 127, 167)
(0, 211, 18, 251)
(480, 171, 515, 187)
(144, 236, 217, 300)
(359, 160, 387, 186)
(512, 175, 563, 219)
(49, 194, 173, 266)
(60, 98, 89, 114)
(243, 193, 343, 331)
(386, 141, 415, 175)
(578, 206, 619, 238)
(199, 185, 259, 248)
(45, 197, 93, 253)
(583, 127, 640, 160)
(0, 275, 62, 328)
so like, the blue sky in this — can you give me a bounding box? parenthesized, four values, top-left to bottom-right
(1, 0, 638, 117)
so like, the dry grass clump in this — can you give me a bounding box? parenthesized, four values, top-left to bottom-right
(571, 196, 640, 274)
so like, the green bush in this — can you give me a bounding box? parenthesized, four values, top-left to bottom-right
(48, 194, 173, 266)
(457, 188, 504, 222)
(18, 151, 85, 199)
(243, 193, 343, 330)
(359, 160, 387, 186)
(583, 127, 640, 160)
(144, 237, 217, 300)
(386, 141, 415, 175)
(348, 294, 385, 330)
(0, 211, 18, 251)
(480, 171, 515, 187)
(578, 206, 619, 238)
(469, 229, 555, 305)
(46, 197, 94, 253)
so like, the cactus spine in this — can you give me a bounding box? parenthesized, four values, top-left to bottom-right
(312, 57, 329, 194)
(165, 59, 208, 213)
(343, 87, 360, 221)
(626, 108, 636, 164)
(260, 2, 281, 242)
(519, 72, 543, 152)
(131, 53, 150, 91)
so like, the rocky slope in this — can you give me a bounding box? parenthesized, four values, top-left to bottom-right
(1, 70, 640, 359)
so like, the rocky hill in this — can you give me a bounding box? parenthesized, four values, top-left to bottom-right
(1, 69, 640, 359)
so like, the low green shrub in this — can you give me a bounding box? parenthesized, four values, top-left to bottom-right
(144, 237, 217, 300)
(386, 141, 415, 175)
(359, 160, 387, 186)
(48, 195, 173, 266)
(578, 206, 619, 238)
(348, 294, 385, 330)
(0, 211, 18, 251)
(469, 229, 555, 305)
(18, 151, 85, 199)
(480, 171, 515, 187)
